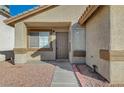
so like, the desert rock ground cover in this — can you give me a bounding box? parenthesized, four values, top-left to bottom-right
(0, 61, 55, 87)
(75, 64, 124, 87)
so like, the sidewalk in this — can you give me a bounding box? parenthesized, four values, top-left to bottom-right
(51, 62, 79, 87)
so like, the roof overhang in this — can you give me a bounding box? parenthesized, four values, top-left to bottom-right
(4, 5, 58, 27)
(25, 22, 71, 30)
(78, 5, 100, 26)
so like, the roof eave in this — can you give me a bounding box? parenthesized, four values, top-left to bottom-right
(4, 5, 58, 27)
(78, 5, 100, 25)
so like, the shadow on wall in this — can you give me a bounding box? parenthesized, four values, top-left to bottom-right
(31, 36, 55, 60)
(0, 50, 15, 64)
(31, 42, 54, 61)
(28, 32, 74, 71)
(30, 40, 74, 72)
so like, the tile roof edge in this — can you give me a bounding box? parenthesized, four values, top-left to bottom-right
(78, 5, 100, 25)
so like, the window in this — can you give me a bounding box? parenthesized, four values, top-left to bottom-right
(28, 31, 51, 49)
(39, 32, 50, 48)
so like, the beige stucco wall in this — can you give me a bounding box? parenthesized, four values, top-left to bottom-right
(24, 6, 87, 24)
(0, 15, 14, 62)
(86, 6, 110, 81)
(110, 6, 124, 83)
(110, 6, 124, 50)
(70, 23, 86, 63)
(15, 22, 27, 48)
(14, 22, 27, 63)
(14, 5, 87, 63)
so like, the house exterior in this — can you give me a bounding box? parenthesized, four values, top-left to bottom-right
(4, 5, 124, 84)
(0, 5, 14, 62)
(79, 5, 124, 84)
(4, 5, 87, 63)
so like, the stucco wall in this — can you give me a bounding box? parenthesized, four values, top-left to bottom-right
(0, 15, 14, 61)
(86, 6, 110, 81)
(14, 22, 27, 63)
(24, 6, 87, 24)
(70, 23, 86, 63)
(110, 6, 124, 50)
(15, 22, 27, 48)
(110, 6, 124, 83)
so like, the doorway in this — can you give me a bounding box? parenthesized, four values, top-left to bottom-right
(56, 32, 69, 60)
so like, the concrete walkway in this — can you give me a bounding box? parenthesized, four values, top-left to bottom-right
(51, 62, 79, 87)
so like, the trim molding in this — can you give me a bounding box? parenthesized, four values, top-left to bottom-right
(14, 48, 27, 54)
(100, 49, 124, 61)
(14, 48, 53, 54)
(28, 28, 53, 32)
(110, 50, 124, 61)
(73, 50, 86, 57)
(99, 49, 110, 61)
(27, 48, 53, 51)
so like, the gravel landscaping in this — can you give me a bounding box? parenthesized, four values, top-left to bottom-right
(74, 64, 124, 87)
(0, 61, 55, 87)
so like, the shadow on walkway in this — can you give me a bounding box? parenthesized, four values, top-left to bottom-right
(26, 60, 73, 72)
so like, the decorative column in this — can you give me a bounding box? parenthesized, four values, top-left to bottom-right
(14, 22, 27, 63)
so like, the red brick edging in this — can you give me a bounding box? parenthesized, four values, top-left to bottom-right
(72, 64, 85, 87)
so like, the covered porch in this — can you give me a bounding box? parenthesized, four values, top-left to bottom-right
(14, 22, 71, 63)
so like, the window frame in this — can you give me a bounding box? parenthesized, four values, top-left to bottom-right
(27, 29, 53, 51)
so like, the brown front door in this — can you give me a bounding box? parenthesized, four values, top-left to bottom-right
(56, 32, 69, 59)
